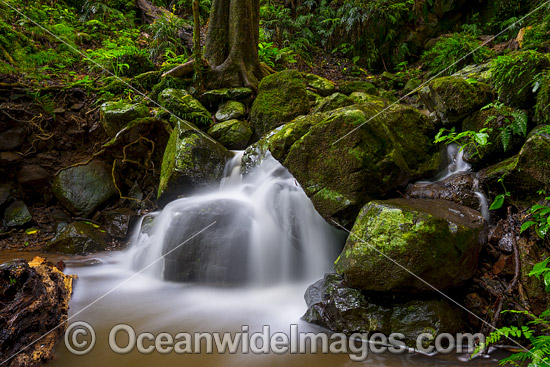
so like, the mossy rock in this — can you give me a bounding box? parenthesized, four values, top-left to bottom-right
(452, 63, 492, 84)
(46, 221, 110, 255)
(117, 53, 155, 77)
(158, 88, 212, 129)
(199, 87, 253, 108)
(306, 90, 323, 108)
(134, 70, 162, 91)
(158, 120, 233, 205)
(312, 92, 354, 113)
(349, 92, 387, 106)
(303, 73, 336, 97)
(335, 198, 487, 293)
(3, 201, 32, 227)
(419, 76, 492, 128)
(249, 70, 310, 137)
(281, 103, 441, 226)
(478, 126, 550, 203)
(491, 51, 550, 109)
(215, 101, 246, 122)
(303, 273, 465, 347)
(99, 101, 149, 137)
(207, 119, 252, 150)
(338, 81, 377, 95)
(150, 76, 190, 102)
(535, 71, 550, 125)
(52, 161, 118, 217)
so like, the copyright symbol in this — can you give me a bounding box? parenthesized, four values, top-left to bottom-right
(64, 321, 96, 355)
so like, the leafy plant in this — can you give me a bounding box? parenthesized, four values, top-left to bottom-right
(147, 11, 190, 64)
(482, 101, 528, 152)
(521, 191, 550, 239)
(489, 178, 510, 211)
(434, 127, 492, 159)
(421, 33, 495, 76)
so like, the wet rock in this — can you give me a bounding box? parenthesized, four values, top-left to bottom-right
(100, 101, 150, 137)
(161, 199, 252, 283)
(335, 198, 487, 293)
(0, 152, 21, 165)
(419, 76, 492, 127)
(250, 70, 310, 137)
(16, 165, 49, 186)
(207, 119, 252, 150)
(101, 208, 136, 239)
(158, 88, 212, 129)
(406, 172, 482, 210)
(303, 73, 336, 97)
(3, 201, 32, 227)
(215, 100, 246, 122)
(200, 87, 253, 108)
(0, 257, 75, 367)
(157, 120, 233, 205)
(46, 221, 110, 254)
(338, 81, 377, 95)
(312, 92, 354, 113)
(303, 273, 465, 346)
(279, 104, 441, 226)
(52, 161, 118, 217)
(0, 128, 23, 151)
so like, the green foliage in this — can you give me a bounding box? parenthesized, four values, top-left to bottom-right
(476, 258, 550, 366)
(421, 33, 495, 76)
(490, 51, 548, 102)
(535, 72, 550, 124)
(258, 29, 297, 69)
(482, 101, 528, 152)
(489, 178, 511, 211)
(434, 127, 492, 159)
(147, 11, 190, 64)
(521, 191, 550, 240)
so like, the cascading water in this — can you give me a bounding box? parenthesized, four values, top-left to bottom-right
(415, 144, 490, 221)
(128, 151, 344, 285)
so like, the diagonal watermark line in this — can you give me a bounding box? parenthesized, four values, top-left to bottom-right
(331, 220, 539, 360)
(0, 221, 217, 366)
(0, 0, 223, 147)
(332, 0, 550, 146)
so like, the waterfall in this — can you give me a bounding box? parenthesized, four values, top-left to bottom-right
(127, 152, 344, 286)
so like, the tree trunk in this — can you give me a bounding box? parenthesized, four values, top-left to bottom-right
(203, 0, 266, 90)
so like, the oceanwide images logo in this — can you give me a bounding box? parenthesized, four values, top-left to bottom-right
(65, 322, 484, 361)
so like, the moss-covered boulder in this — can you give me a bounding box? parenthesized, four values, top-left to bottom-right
(52, 161, 118, 217)
(312, 92, 354, 113)
(491, 51, 550, 109)
(99, 101, 149, 137)
(280, 103, 441, 226)
(150, 76, 190, 102)
(199, 87, 253, 108)
(452, 63, 492, 84)
(158, 120, 233, 205)
(349, 92, 387, 106)
(3, 201, 32, 227)
(478, 126, 550, 203)
(158, 89, 212, 129)
(134, 70, 162, 91)
(303, 273, 465, 347)
(338, 81, 377, 95)
(535, 71, 550, 125)
(207, 119, 252, 150)
(46, 221, 110, 254)
(249, 70, 310, 137)
(303, 73, 336, 96)
(215, 101, 246, 122)
(335, 198, 487, 293)
(419, 76, 492, 127)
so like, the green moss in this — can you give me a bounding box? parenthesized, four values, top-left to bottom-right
(207, 119, 252, 150)
(338, 81, 377, 95)
(158, 88, 212, 129)
(99, 101, 149, 137)
(312, 92, 355, 113)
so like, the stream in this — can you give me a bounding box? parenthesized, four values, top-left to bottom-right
(41, 148, 503, 366)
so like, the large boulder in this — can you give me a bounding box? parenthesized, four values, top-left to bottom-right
(249, 70, 310, 137)
(52, 161, 118, 217)
(207, 119, 252, 150)
(215, 100, 246, 122)
(303, 73, 336, 96)
(419, 76, 492, 127)
(478, 126, 550, 203)
(158, 89, 212, 129)
(3, 201, 32, 227)
(46, 221, 110, 254)
(334, 198, 487, 293)
(0, 257, 75, 367)
(312, 92, 354, 113)
(338, 81, 377, 95)
(199, 87, 253, 108)
(275, 103, 441, 226)
(99, 101, 150, 137)
(157, 121, 232, 205)
(303, 273, 465, 347)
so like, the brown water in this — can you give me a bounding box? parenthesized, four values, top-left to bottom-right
(3, 251, 500, 367)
